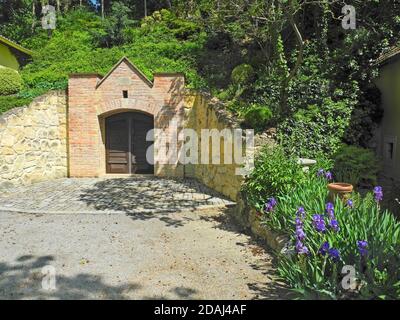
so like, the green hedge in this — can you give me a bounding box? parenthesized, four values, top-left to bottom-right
(243, 104, 273, 132)
(0, 67, 23, 96)
(0, 96, 32, 115)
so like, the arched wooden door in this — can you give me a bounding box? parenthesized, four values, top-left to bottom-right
(106, 112, 154, 174)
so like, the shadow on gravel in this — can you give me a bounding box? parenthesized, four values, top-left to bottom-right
(0, 255, 141, 300)
(201, 207, 293, 300)
(78, 177, 233, 227)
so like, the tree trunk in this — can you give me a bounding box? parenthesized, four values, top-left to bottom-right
(31, 0, 36, 33)
(144, 0, 147, 17)
(101, 0, 104, 19)
(64, 0, 70, 12)
(280, 2, 304, 115)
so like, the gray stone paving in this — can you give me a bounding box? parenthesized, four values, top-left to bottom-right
(0, 177, 235, 214)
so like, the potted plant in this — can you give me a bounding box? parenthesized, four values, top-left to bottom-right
(327, 182, 354, 202)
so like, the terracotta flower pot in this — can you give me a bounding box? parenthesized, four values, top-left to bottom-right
(328, 183, 354, 202)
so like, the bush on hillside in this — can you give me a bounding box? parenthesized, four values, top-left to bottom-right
(0, 67, 23, 96)
(243, 104, 273, 132)
(0, 96, 32, 114)
(231, 64, 255, 86)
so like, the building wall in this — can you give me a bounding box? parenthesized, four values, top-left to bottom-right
(0, 91, 68, 189)
(0, 42, 19, 70)
(375, 59, 400, 180)
(68, 60, 185, 177)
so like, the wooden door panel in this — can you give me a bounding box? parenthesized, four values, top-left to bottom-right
(106, 118, 129, 174)
(106, 112, 154, 175)
(131, 115, 154, 174)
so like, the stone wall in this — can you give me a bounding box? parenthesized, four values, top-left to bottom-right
(0, 91, 67, 189)
(231, 193, 289, 252)
(184, 93, 245, 201)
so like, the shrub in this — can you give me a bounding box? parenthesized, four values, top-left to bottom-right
(333, 144, 380, 187)
(0, 67, 23, 95)
(242, 105, 273, 132)
(242, 146, 307, 210)
(231, 64, 255, 86)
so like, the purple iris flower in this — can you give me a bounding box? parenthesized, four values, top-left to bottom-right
(296, 226, 306, 241)
(357, 240, 368, 257)
(373, 186, 383, 203)
(297, 207, 306, 219)
(325, 171, 333, 181)
(329, 219, 340, 232)
(312, 214, 326, 233)
(319, 241, 330, 256)
(269, 197, 277, 207)
(296, 241, 309, 255)
(346, 199, 354, 208)
(317, 169, 325, 177)
(264, 197, 277, 213)
(264, 203, 273, 213)
(326, 202, 335, 219)
(328, 248, 341, 262)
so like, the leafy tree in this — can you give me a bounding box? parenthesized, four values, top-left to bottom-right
(96, 1, 134, 47)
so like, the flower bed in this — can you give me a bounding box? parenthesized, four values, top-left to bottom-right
(260, 169, 400, 299)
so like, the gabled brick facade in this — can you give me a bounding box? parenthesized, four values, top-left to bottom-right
(68, 57, 185, 177)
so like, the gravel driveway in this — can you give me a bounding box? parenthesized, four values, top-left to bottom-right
(0, 178, 288, 300)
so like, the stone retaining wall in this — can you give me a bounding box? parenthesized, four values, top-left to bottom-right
(0, 91, 67, 189)
(231, 193, 289, 252)
(184, 94, 244, 201)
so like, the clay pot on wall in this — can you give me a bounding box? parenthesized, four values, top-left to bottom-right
(328, 183, 354, 202)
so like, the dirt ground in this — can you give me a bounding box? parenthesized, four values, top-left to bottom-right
(0, 208, 289, 300)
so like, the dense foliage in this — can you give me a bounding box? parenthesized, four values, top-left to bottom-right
(275, 181, 400, 300)
(333, 144, 380, 188)
(242, 146, 308, 209)
(0, 67, 23, 96)
(242, 105, 273, 132)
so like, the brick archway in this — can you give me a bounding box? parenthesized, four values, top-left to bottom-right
(68, 57, 185, 178)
